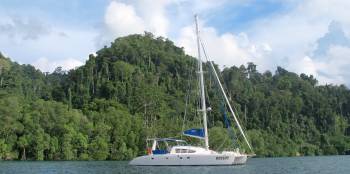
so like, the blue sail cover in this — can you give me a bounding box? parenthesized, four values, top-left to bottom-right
(183, 128, 205, 139)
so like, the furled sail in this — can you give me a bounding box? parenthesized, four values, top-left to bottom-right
(183, 128, 205, 139)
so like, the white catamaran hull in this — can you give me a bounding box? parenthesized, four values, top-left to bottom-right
(129, 153, 247, 166)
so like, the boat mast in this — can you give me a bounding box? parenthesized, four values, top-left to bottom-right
(195, 15, 209, 150)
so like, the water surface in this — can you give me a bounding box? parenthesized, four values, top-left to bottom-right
(0, 156, 349, 174)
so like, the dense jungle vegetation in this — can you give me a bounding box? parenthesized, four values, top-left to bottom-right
(0, 32, 349, 160)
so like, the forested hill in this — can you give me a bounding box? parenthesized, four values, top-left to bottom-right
(0, 33, 350, 160)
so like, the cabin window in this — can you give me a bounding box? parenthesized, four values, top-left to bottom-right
(180, 149, 188, 153)
(216, 156, 229, 160)
(188, 150, 196, 153)
(175, 149, 186, 153)
(175, 149, 196, 153)
(175, 149, 187, 153)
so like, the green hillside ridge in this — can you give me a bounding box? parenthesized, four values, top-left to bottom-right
(0, 33, 350, 160)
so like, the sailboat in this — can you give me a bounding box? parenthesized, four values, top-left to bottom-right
(129, 15, 253, 166)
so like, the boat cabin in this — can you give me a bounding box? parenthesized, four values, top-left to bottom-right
(147, 138, 209, 155)
(147, 138, 186, 154)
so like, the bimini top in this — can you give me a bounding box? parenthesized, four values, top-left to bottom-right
(146, 138, 187, 143)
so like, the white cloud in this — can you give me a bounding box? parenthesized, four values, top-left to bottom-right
(104, 1, 145, 38)
(98, 0, 350, 82)
(3, 0, 350, 86)
(97, 0, 172, 47)
(97, 1, 272, 71)
(174, 0, 350, 86)
(131, 0, 171, 37)
(28, 0, 350, 87)
(243, 0, 350, 85)
(290, 56, 317, 78)
(316, 46, 350, 85)
(313, 21, 350, 57)
(176, 22, 272, 70)
(33, 57, 83, 72)
(0, 15, 51, 41)
(0, 26, 96, 71)
(288, 45, 350, 86)
(177, 24, 246, 66)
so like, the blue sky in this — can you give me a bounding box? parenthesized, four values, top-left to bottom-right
(204, 1, 289, 33)
(1, 0, 350, 86)
(0, 0, 106, 26)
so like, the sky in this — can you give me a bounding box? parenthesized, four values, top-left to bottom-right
(1, 0, 350, 86)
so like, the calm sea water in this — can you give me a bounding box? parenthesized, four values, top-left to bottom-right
(0, 156, 349, 174)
